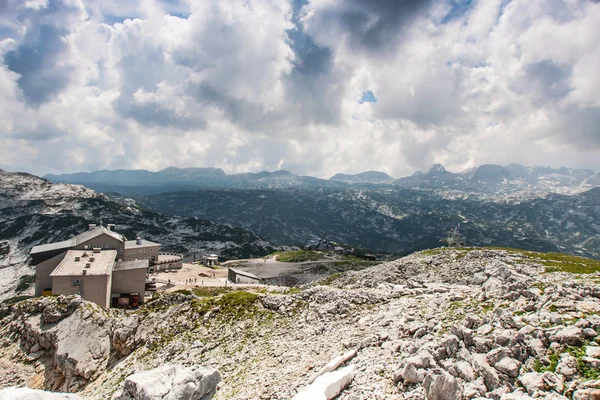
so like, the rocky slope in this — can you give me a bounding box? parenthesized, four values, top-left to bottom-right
(2, 248, 600, 399)
(0, 169, 275, 301)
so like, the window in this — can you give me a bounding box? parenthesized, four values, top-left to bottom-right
(104, 244, 109, 248)
(144, 249, 147, 253)
(73, 279, 81, 286)
(132, 250, 136, 254)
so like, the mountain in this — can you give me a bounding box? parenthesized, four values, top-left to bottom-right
(395, 163, 596, 195)
(3, 247, 600, 399)
(0, 169, 275, 301)
(45, 167, 345, 195)
(329, 171, 394, 184)
(137, 185, 600, 258)
(45, 163, 599, 196)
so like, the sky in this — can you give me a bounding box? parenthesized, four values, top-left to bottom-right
(0, 0, 599, 178)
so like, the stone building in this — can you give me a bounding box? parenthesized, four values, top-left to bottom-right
(30, 224, 183, 308)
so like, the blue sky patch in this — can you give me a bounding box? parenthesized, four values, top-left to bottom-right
(359, 90, 377, 104)
(441, 0, 474, 24)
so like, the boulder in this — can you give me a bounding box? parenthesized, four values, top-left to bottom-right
(495, 357, 521, 378)
(293, 365, 356, 400)
(518, 372, 545, 395)
(423, 372, 462, 400)
(114, 364, 220, 400)
(587, 346, 600, 359)
(310, 349, 357, 383)
(396, 363, 425, 384)
(573, 389, 600, 400)
(556, 353, 578, 380)
(0, 388, 81, 399)
(471, 354, 500, 391)
(551, 326, 585, 346)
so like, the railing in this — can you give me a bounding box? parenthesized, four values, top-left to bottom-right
(154, 252, 184, 265)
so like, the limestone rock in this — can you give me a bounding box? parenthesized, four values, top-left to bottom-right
(0, 387, 81, 399)
(495, 357, 521, 378)
(114, 364, 220, 400)
(551, 326, 585, 346)
(423, 372, 462, 400)
(293, 365, 356, 400)
(518, 372, 545, 395)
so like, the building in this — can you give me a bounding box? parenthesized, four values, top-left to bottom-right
(228, 268, 261, 284)
(304, 239, 335, 251)
(31, 224, 184, 308)
(202, 254, 219, 266)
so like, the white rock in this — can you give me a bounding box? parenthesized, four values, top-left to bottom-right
(114, 364, 220, 400)
(0, 387, 81, 399)
(518, 372, 545, 395)
(586, 346, 600, 358)
(310, 349, 357, 383)
(494, 358, 521, 378)
(293, 365, 356, 400)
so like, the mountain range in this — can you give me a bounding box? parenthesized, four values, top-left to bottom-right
(137, 185, 600, 258)
(0, 169, 275, 301)
(44, 163, 600, 196)
(41, 163, 600, 260)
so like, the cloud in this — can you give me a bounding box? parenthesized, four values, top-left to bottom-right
(0, 0, 599, 178)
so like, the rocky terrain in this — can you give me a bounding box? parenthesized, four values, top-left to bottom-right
(2, 247, 600, 399)
(137, 185, 600, 258)
(43, 163, 600, 258)
(0, 169, 275, 301)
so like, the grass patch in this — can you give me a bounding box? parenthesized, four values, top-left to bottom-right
(320, 272, 342, 286)
(485, 247, 600, 274)
(15, 274, 35, 292)
(1, 295, 33, 306)
(424, 246, 600, 275)
(192, 286, 233, 297)
(567, 346, 600, 380)
(215, 291, 260, 319)
(273, 250, 324, 262)
(534, 351, 560, 373)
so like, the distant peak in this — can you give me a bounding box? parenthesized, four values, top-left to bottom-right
(428, 164, 446, 174)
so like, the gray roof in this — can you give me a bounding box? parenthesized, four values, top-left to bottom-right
(31, 226, 126, 255)
(114, 259, 149, 271)
(229, 268, 260, 280)
(50, 249, 117, 277)
(124, 239, 160, 249)
(30, 238, 75, 254)
(74, 226, 125, 245)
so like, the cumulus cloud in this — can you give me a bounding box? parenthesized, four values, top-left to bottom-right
(0, 0, 599, 177)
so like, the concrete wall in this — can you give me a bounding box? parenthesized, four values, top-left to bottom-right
(111, 268, 147, 304)
(123, 245, 160, 263)
(35, 252, 67, 296)
(74, 234, 124, 260)
(52, 275, 111, 308)
(228, 268, 260, 284)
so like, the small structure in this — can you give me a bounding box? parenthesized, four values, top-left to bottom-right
(304, 239, 335, 251)
(228, 268, 261, 284)
(441, 226, 466, 247)
(202, 254, 219, 266)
